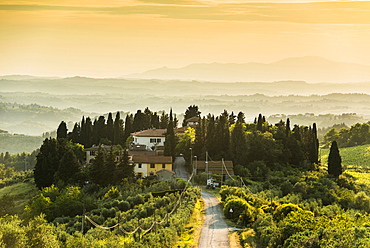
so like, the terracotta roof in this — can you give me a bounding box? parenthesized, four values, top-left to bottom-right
(131, 129, 166, 137)
(157, 169, 175, 174)
(132, 155, 172, 164)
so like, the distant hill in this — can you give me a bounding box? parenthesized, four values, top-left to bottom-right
(126, 56, 370, 83)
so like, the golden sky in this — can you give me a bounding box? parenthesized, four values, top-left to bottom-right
(1, 0, 370, 77)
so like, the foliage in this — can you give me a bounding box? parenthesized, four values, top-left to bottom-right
(328, 140, 343, 178)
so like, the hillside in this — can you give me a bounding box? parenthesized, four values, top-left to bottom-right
(321, 144, 370, 169)
(126, 56, 370, 83)
(0, 134, 43, 154)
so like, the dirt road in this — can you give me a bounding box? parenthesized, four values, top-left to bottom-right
(173, 156, 189, 181)
(198, 190, 230, 248)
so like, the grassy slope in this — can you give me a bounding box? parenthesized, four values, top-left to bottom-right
(320, 144, 370, 169)
(0, 179, 37, 215)
(321, 144, 370, 186)
(0, 134, 43, 154)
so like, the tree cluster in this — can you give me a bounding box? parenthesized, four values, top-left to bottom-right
(89, 147, 134, 186)
(58, 108, 176, 149)
(34, 138, 85, 189)
(323, 122, 370, 148)
(180, 109, 319, 178)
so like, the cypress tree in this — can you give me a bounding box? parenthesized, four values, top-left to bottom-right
(230, 121, 247, 167)
(328, 140, 342, 178)
(116, 148, 134, 183)
(194, 117, 206, 159)
(107, 112, 114, 143)
(113, 112, 124, 145)
(55, 149, 81, 184)
(84, 117, 93, 148)
(70, 123, 80, 144)
(229, 112, 236, 125)
(257, 113, 263, 131)
(286, 118, 291, 137)
(310, 123, 319, 164)
(159, 112, 169, 129)
(89, 147, 106, 185)
(34, 138, 59, 189)
(151, 112, 160, 129)
(164, 110, 176, 158)
(57, 121, 68, 139)
(124, 114, 133, 144)
(132, 110, 144, 132)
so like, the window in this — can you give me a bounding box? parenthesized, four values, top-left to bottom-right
(137, 173, 142, 178)
(150, 172, 154, 176)
(90, 151, 96, 156)
(162, 163, 166, 168)
(150, 138, 162, 143)
(138, 163, 142, 168)
(150, 163, 155, 168)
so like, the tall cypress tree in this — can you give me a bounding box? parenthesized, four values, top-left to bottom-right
(107, 112, 114, 143)
(124, 114, 133, 144)
(230, 120, 247, 167)
(328, 140, 342, 178)
(55, 149, 81, 184)
(70, 123, 80, 144)
(34, 138, 59, 189)
(57, 121, 68, 139)
(116, 148, 134, 183)
(164, 110, 176, 158)
(159, 112, 169, 129)
(310, 123, 319, 164)
(256, 113, 263, 131)
(84, 117, 93, 148)
(89, 147, 106, 185)
(113, 112, 124, 145)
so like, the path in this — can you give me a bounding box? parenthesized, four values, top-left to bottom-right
(173, 156, 189, 181)
(198, 190, 230, 248)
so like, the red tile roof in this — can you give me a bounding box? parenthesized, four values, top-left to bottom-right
(132, 155, 172, 164)
(131, 129, 166, 137)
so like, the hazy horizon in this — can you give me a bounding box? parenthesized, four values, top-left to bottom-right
(1, 0, 370, 78)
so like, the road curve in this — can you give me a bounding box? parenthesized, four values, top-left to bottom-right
(198, 190, 230, 248)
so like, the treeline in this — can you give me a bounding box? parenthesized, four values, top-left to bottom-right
(55, 105, 320, 179)
(323, 122, 370, 148)
(58, 108, 177, 148)
(0, 151, 37, 171)
(179, 110, 319, 179)
(33, 138, 135, 189)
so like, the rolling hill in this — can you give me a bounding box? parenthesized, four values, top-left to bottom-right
(126, 56, 370, 83)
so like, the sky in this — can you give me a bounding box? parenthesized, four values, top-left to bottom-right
(1, 0, 370, 77)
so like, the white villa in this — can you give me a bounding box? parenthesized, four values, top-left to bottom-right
(131, 128, 166, 151)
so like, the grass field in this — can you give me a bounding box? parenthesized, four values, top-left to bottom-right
(0, 179, 37, 215)
(320, 144, 370, 169)
(321, 144, 370, 187)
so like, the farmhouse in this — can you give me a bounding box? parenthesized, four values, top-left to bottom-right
(132, 155, 173, 178)
(131, 128, 166, 152)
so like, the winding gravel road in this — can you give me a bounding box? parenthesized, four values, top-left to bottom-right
(198, 190, 230, 248)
